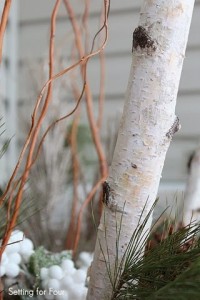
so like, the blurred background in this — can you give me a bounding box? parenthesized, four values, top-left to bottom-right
(0, 0, 200, 251)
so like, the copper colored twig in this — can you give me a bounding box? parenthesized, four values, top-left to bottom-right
(0, 1, 110, 265)
(0, 0, 109, 208)
(97, 5, 106, 130)
(82, 0, 90, 53)
(63, 0, 109, 253)
(28, 81, 86, 170)
(0, 0, 12, 64)
(65, 85, 81, 249)
(73, 177, 106, 254)
(0, 0, 61, 260)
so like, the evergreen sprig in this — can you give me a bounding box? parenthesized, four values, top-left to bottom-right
(111, 207, 200, 300)
(0, 119, 38, 239)
(146, 255, 200, 300)
(0, 118, 11, 160)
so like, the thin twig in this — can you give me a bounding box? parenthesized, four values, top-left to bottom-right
(73, 177, 107, 254)
(63, 0, 109, 253)
(65, 87, 80, 249)
(0, 0, 61, 259)
(0, 0, 12, 63)
(97, 4, 106, 129)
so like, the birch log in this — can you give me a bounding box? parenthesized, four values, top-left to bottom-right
(87, 0, 195, 299)
(182, 147, 200, 225)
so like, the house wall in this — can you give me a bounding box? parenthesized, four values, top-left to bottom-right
(0, 1, 18, 184)
(15, 1, 200, 206)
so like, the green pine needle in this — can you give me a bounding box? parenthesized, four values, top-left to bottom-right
(0, 138, 11, 160)
(147, 255, 200, 300)
(110, 205, 200, 300)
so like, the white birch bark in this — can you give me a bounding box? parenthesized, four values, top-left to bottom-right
(87, 0, 195, 299)
(182, 147, 200, 225)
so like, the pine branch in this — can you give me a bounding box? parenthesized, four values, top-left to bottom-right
(112, 215, 200, 300)
(147, 256, 200, 300)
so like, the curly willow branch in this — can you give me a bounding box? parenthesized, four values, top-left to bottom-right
(0, 1, 109, 208)
(0, 0, 12, 63)
(0, 0, 61, 260)
(63, 0, 110, 254)
(0, 0, 110, 263)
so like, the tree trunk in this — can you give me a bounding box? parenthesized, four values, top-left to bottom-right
(182, 147, 200, 225)
(87, 0, 195, 299)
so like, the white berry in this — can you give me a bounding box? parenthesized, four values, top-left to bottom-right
(5, 242, 20, 254)
(8, 253, 21, 264)
(61, 259, 75, 274)
(72, 269, 87, 284)
(40, 267, 49, 280)
(1, 252, 8, 265)
(8, 230, 24, 244)
(49, 265, 63, 280)
(5, 263, 20, 278)
(56, 292, 69, 300)
(0, 265, 6, 277)
(19, 238, 34, 255)
(47, 278, 61, 290)
(61, 275, 73, 289)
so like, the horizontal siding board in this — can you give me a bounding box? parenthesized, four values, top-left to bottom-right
(17, 0, 200, 187)
(18, 0, 200, 24)
(105, 12, 139, 55)
(18, 108, 199, 184)
(18, 46, 200, 100)
(102, 94, 200, 138)
(179, 49, 200, 91)
(18, 16, 105, 60)
(18, 2, 200, 60)
(162, 138, 198, 181)
(79, 94, 200, 140)
(17, 91, 200, 182)
(86, 48, 200, 97)
(101, 94, 200, 139)
(19, 0, 142, 23)
(17, 93, 200, 135)
(188, 3, 200, 46)
(176, 95, 200, 137)
(90, 53, 199, 100)
(17, 80, 200, 142)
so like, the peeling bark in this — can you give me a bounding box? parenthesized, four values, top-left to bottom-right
(87, 0, 195, 299)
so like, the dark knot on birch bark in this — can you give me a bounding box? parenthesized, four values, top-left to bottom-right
(132, 26, 157, 52)
(102, 181, 110, 205)
(166, 116, 181, 139)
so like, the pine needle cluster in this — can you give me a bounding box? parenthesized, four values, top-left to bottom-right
(110, 207, 200, 300)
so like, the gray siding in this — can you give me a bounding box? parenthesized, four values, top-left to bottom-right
(0, 1, 18, 183)
(16, 0, 200, 193)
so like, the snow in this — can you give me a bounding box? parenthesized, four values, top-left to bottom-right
(61, 275, 74, 289)
(0, 230, 93, 300)
(0, 230, 24, 277)
(8, 230, 24, 243)
(1, 252, 8, 264)
(8, 252, 22, 264)
(49, 265, 63, 280)
(19, 238, 34, 256)
(0, 265, 6, 277)
(76, 252, 93, 270)
(40, 251, 93, 300)
(47, 278, 61, 290)
(5, 241, 20, 254)
(61, 258, 75, 274)
(5, 263, 20, 278)
(40, 267, 49, 280)
(72, 269, 87, 284)
(42, 258, 89, 300)
(56, 293, 69, 300)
